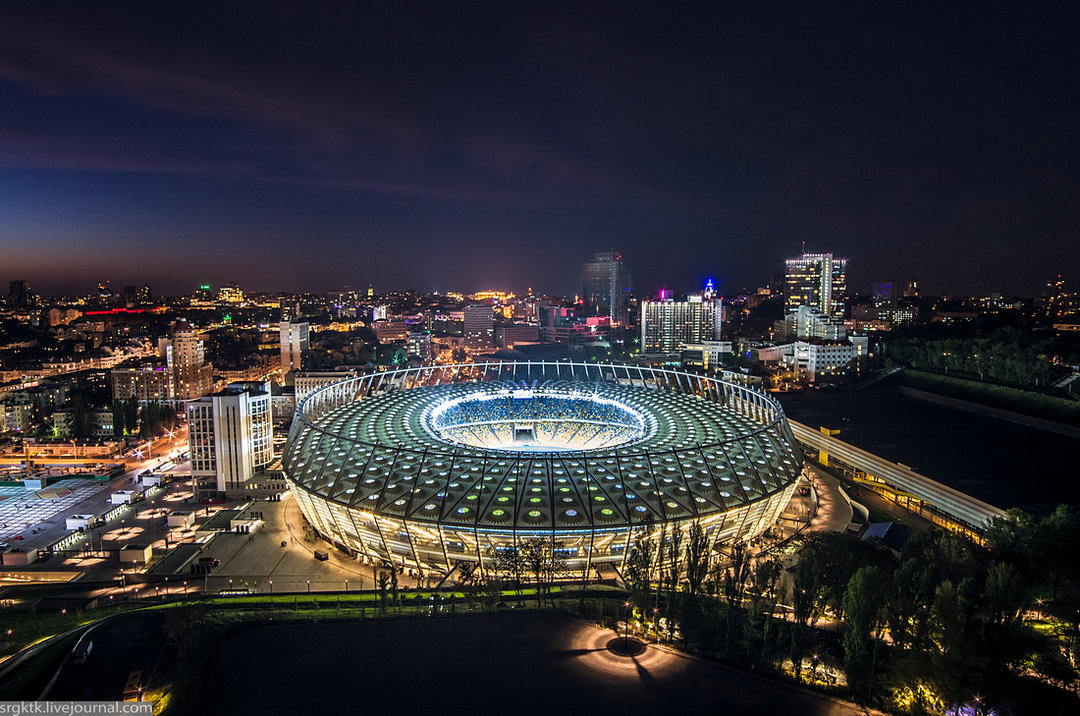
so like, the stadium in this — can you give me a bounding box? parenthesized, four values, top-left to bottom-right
(282, 362, 804, 577)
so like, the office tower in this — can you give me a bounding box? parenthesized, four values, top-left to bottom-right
(187, 381, 272, 495)
(463, 303, 494, 352)
(784, 251, 848, 318)
(123, 285, 137, 307)
(280, 321, 310, 375)
(902, 280, 920, 299)
(582, 251, 630, 325)
(137, 284, 152, 305)
(158, 321, 213, 400)
(640, 295, 722, 353)
(7, 280, 31, 307)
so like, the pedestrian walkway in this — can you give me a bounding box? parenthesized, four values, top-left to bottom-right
(805, 467, 853, 533)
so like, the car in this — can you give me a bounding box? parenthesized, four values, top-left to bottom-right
(198, 556, 221, 567)
(0, 543, 8, 550)
(12, 535, 22, 541)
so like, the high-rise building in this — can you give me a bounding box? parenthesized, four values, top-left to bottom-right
(158, 321, 213, 401)
(582, 252, 630, 325)
(902, 280, 920, 299)
(640, 295, 722, 353)
(137, 284, 152, 305)
(784, 252, 848, 318)
(280, 321, 310, 375)
(463, 304, 494, 352)
(187, 381, 273, 495)
(8, 280, 31, 307)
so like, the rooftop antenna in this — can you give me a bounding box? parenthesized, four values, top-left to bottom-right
(801, 240, 806, 255)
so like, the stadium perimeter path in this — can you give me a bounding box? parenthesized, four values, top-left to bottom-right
(805, 466, 854, 533)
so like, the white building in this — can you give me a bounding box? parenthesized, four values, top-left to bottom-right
(791, 338, 867, 381)
(295, 370, 360, 407)
(158, 321, 213, 400)
(640, 295, 722, 353)
(186, 381, 273, 495)
(785, 305, 848, 341)
(680, 340, 732, 370)
(280, 321, 310, 376)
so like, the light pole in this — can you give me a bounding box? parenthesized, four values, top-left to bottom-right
(269, 580, 273, 604)
(623, 601, 630, 650)
(345, 579, 349, 593)
(307, 580, 311, 594)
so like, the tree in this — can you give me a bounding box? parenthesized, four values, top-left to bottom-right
(1037, 505, 1080, 600)
(377, 569, 391, 614)
(790, 552, 827, 681)
(684, 522, 710, 596)
(521, 537, 566, 607)
(745, 557, 783, 668)
(493, 543, 526, 605)
(662, 528, 684, 637)
(123, 396, 139, 435)
(110, 400, 126, 438)
(842, 566, 887, 701)
(625, 527, 655, 623)
(885, 559, 936, 653)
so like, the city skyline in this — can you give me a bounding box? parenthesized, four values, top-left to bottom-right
(2, 4, 1077, 297)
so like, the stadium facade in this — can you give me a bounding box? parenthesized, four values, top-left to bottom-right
(282, 362, 804, 576)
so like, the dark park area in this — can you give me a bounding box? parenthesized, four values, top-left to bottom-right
(205, 613, 865, 716)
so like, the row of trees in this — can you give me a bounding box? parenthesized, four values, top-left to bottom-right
(885, 328, 1061, 386)
(645, 508, 1080, 714)
(108, 397, 178, 438)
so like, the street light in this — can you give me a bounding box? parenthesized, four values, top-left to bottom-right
(307, 580, 311, 594)
(623, 601, 630, 650)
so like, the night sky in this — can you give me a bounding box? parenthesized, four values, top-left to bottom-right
(1, 2, 1077, 298)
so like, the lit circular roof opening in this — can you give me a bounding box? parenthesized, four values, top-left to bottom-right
(427, 387, 647, 452)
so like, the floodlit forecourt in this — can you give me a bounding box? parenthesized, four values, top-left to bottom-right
(282, 362, 804, 577)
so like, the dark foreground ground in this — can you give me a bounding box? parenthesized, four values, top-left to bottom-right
(205, 612, 866, 716)
(779, 385, 1080, 514)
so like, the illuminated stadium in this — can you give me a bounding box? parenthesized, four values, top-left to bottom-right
(282, 363, 804, 576)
